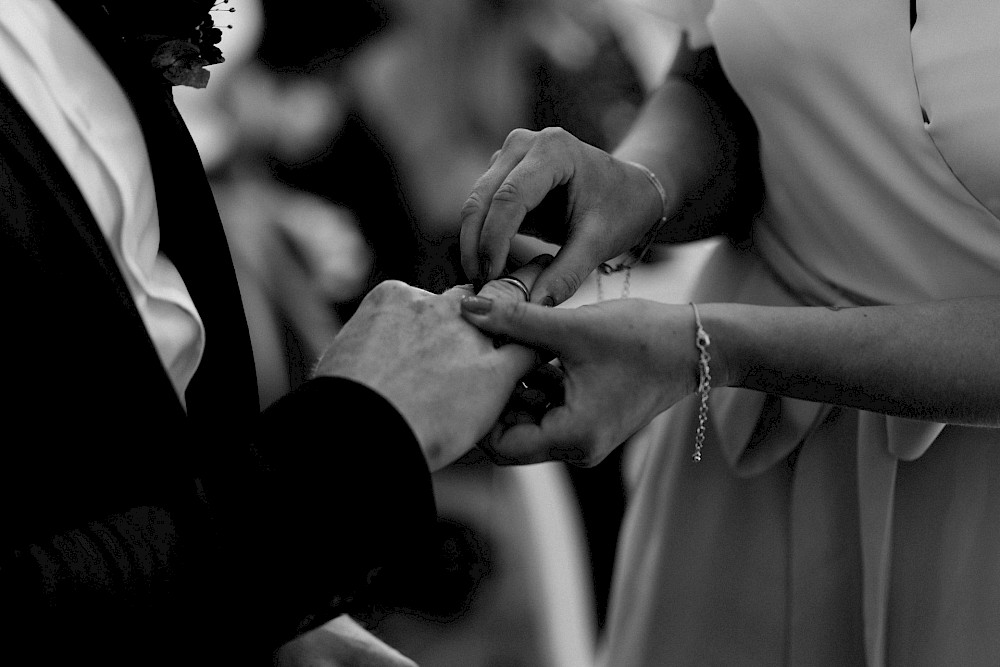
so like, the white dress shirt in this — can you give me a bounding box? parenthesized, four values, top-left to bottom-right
(0, 0, 205, 406)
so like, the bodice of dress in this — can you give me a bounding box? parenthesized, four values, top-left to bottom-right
(600, 4, 1000, 666)
(701, 0, 1000, 304)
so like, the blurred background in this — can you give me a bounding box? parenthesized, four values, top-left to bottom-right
(174, 1, 701, 664)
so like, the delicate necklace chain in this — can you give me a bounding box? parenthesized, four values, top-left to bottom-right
(595, 160, 669, 303)
(596, 262, 632, 301)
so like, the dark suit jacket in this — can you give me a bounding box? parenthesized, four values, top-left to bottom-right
(0, 4, 435, 664)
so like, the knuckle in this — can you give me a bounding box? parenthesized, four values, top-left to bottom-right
(537, 126, 567, 140)
(492, 180, 525, 207)
(378, 279, 412, 295)
(364, 279, 406, 303)
(364, 279, 423, 310)
(504, 127, 535, 148)
(537, 126, 570, 148)
(460, 190, 486, 222)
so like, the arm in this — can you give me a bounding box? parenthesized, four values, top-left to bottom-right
(459, 294, 1000, 467)
(612, 40, 761, 244)
(204, 274, 547, 652)
(0, 265, 548, 662)
(217, 264, 552, 653)
(0, 376, 437, 664)
(702, 298, 1000, 426)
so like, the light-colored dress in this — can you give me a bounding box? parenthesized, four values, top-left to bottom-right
(600, 1, 1000, 665)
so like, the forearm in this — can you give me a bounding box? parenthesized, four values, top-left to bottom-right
(198, 377, 437, 647)
(613, 46, 761, 244)
(703, 298, 1000, 426)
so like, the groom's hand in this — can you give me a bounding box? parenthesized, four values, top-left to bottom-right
(314, 257, 552, 472)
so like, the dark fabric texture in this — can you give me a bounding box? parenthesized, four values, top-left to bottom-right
(0, 4, 436, 664)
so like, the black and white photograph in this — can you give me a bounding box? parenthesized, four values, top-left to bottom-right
(1, 0, 997, 664)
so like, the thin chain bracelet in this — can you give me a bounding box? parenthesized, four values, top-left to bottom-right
(690, 302, 712, 462)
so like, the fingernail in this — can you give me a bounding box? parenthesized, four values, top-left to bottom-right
(540, 295, 555, 308)
(479, 256, 492, 281)
(461, 295, 493, 314)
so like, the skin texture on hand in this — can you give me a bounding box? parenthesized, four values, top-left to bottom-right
(461, 296, 704, 467)
(459, 127, 664, 307)
(313, 257, 552, 472)
(459, 41, 764, 309)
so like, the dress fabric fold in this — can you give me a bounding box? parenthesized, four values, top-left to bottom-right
(600, 3, 1000, 658)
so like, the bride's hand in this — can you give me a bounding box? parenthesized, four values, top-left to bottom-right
(462, 296, 722, 467)
(459, 128, 665, 307)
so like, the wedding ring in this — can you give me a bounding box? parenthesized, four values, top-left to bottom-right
(496, 275, 530, 302)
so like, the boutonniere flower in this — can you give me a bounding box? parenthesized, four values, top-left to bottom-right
(105, 0, 234, 88)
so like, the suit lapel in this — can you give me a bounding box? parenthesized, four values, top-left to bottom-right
(0, 79, 135, 317)
(37, 2, 260, 426)
(0, 76, 188, 425)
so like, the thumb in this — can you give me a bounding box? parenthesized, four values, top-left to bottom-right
(460, 294, 572, 356)
(528, 237, 602, 307)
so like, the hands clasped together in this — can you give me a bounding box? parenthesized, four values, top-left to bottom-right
(318, 128, 709, 470)
(317, 262, 709, 472)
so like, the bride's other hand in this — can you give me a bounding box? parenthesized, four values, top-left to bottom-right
(459, 128, 665, 307)
(461, 296, 722, 467)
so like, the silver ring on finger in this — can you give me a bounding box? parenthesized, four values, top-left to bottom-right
(496, 275, 530, 302)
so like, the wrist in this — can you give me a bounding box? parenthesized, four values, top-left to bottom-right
(621, 160, 671, 259)
(693, 302, 742, 389)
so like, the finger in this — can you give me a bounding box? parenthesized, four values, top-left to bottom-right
(439, 255, 547, 307)
(506, 361, 566, 421)
(476, 148, 573, 284)
(477, 404, 535, 464)
(483, 408, 590, 466)
(496, 234, 549, 276)
(439, 283, 476, 297)
(480, 421, 554, 466)
(507, 234, 556, 270)
(460, 291, 576, 359)
(477, 253, 553, 303)
(528, 216, 606, 307)
(459, 131, 535, 284)
(477, 254, 554, 369)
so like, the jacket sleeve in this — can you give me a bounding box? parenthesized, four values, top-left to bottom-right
(203, 375, 439, 648)
(0, 376, 437, 662)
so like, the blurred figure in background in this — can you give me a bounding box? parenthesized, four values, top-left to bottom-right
(176, 1, 385, 408)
